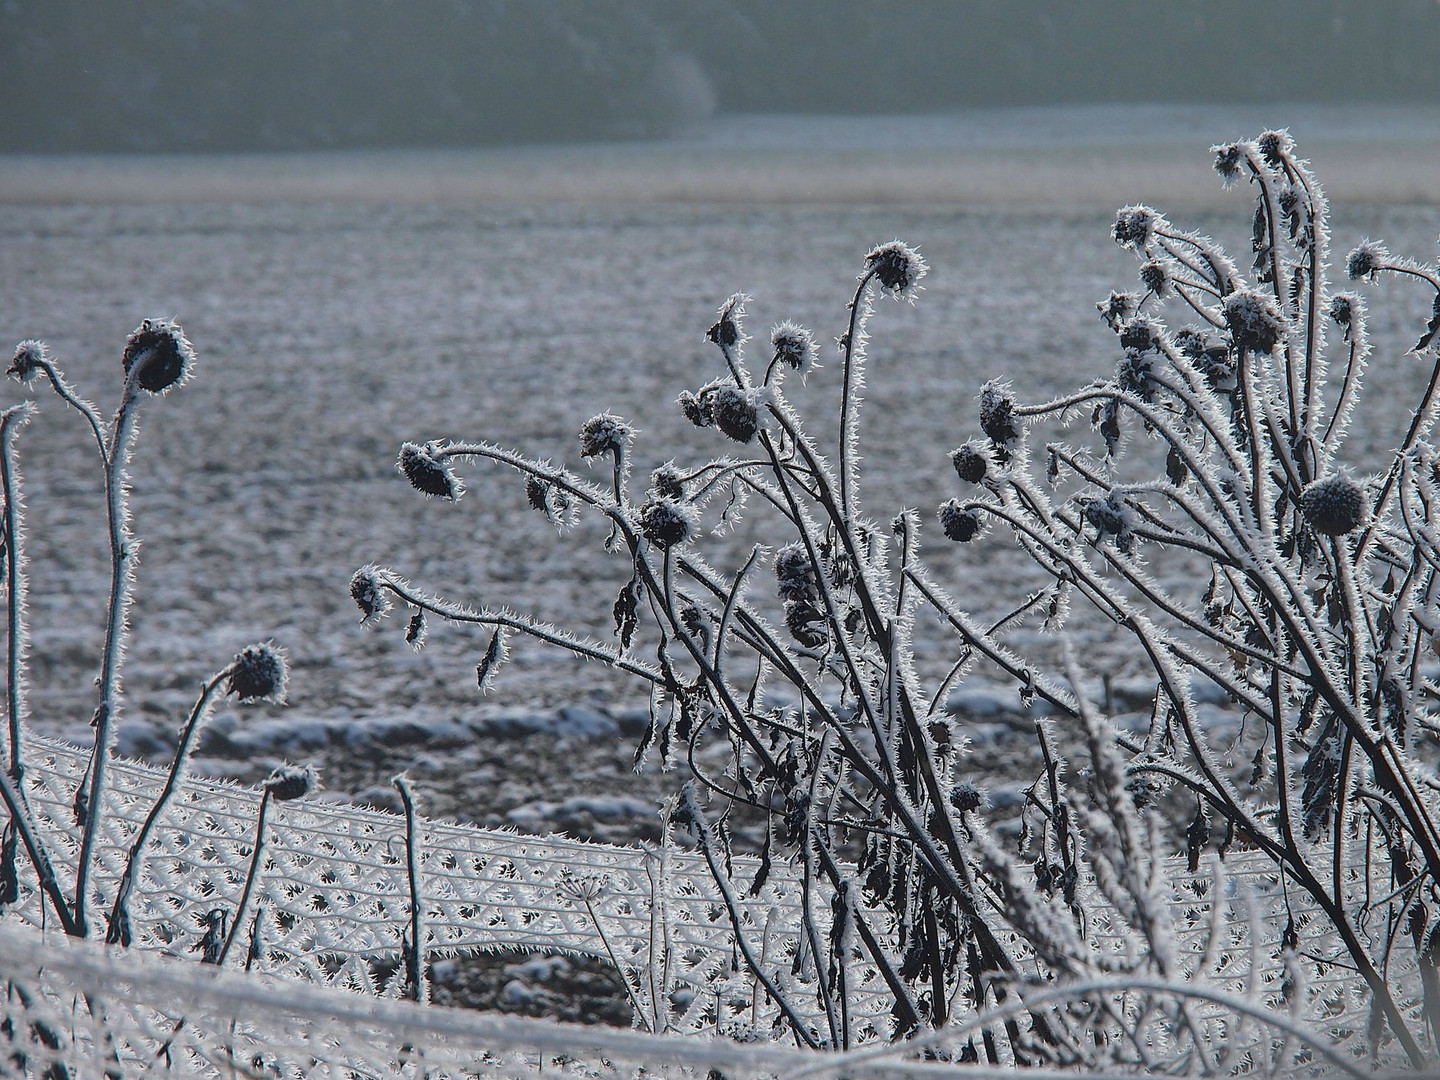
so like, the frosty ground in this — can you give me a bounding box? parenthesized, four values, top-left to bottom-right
(1, 104, 1437, 845)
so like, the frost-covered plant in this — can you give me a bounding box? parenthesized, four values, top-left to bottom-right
(0, 328, 293, 948)
(357, 141, 1440, 1070)
(936, 134, 1440, 1067)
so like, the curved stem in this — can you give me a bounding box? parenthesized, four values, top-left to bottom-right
(106, 668, 232, 945)
(393, 774, 428, 1004)
(217, 789, 272, 967)
(838, 270, 875, 521)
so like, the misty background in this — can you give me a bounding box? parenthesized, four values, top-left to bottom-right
(4, 0, 1439, 154)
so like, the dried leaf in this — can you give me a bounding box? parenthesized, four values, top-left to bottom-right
(475, 629, 507, 694)
(1414, 291, 1440, 353)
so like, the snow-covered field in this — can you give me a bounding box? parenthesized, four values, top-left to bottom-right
(1, 105, 1437, 836)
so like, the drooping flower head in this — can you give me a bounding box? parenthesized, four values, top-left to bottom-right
(1301, 473, 1367, 536)
(398, 441, 462, 500)
(1257, 129, 1294, 168)
(1138, 260, 1171, 298)
(1328, 293, 1364, 342)
(1098, 291, 1140, 331)
(350, 565, 391, 623)
(1345, 241, 1390, 282)
(227, 642, 288, 703)
(711, 385, 768, 444)
(1112, 205, 1160, 250)
(865, 241, 927, 300)
(637, 497, 697, 550)
(707, 294, 749, 349)
(770, 321, 819, 373)
(774, 542, 818, 602)
(1211, 143, 1245, 188)
(1224, 290, 1286, 355)
(1328, 293, 1356, 330)
(8, 340, 48, 383)
(951, 780, 988, 814)
(650, 463, 685, 500)
(122, 318, 195, 393)
(578, 413, 635, 459)
(938, 499, 982, 542)
(950, 441, 989, 485)
(978, 380, 1019, 447)
(264, 763, 318, 802)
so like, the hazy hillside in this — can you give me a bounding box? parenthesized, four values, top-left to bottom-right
(2, 1, 1438, 152)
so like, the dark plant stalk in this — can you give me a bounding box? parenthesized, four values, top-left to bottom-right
(106, 668, 232, 946)
(217, 789, 272, 967)
(0, 403, 34, 781)
(838, 270, 875, 521)
(74, 367, 148, 937)
(393, 775, 428, 1005)
(0, 768, 79, 936)
(683, 789, 822, 1049)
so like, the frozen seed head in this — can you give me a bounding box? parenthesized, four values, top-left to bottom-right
(1257, 129, 1294, 168)
(950, 441, 989, 484)
(1082, 493, 1129, 536)
(774, 542, 818, 601)
(637, 497, 697, 550)
(1346, 240, 1390, 282)
(578, 412, 635, 458)
(1224, 290, 1286, 355)
(1117, 349, 1158, 401)
(227, 643, 288, 704)
(1301, 473, 1367, 536)
(1119, 316, 1162, 354)
(1173, 327, 1209, 359)
(707, 294, 748, 349)
(525, 475, 572, 528)
(350, 565, 391, 623)
(771, 321, 818, 372)
(865, 241, 927, 299)
(122, 318, 195, 393)
(938, 499, 982, 542)
(264, 763, 317, 802)
(784, 599, 828, 649)
(1212, 143, 1245, 187)
(951, 780, 987, 814)
(1098, 290, 1140, 331)
(1112, 205, 1160, 249)
(1174, 327, 1234, 389)
(398, 441, 462, 500)
(1328, 293, 1359, 329)
(978, 379, 1019, 445)
(678, 390, 709, 427)
(1081, 495, 1134, 553)
(557, 872, 605, 904)
(650, 464, 685, 500)
(1138, 260, 1170, 298)
(679, 605, 710, 646)
(711, 385, 767, 443)
(8, 340, 48, 383)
